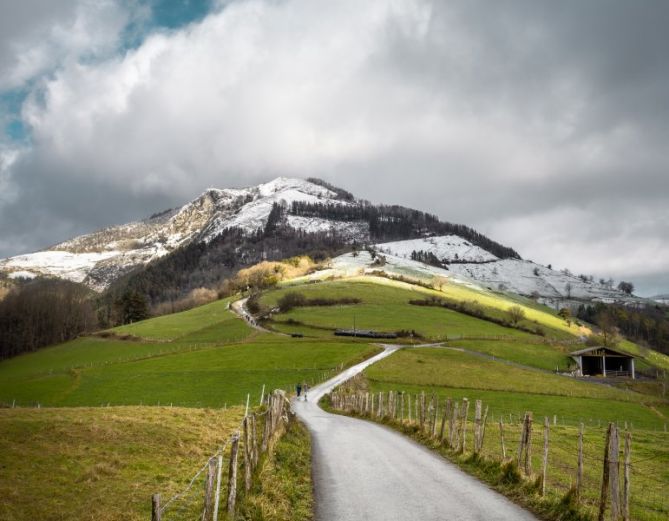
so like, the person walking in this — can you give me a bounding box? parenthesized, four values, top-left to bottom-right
(303, 383, 309, 402)
(296, 383, 302, 399)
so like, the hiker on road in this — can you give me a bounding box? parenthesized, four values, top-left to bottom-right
(296, 383, 302, 399)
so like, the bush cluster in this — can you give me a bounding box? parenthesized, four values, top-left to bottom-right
(278, 291, 361, 312)
(409, 297, 545, 337)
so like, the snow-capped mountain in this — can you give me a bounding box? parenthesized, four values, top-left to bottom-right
(0, 177, 644, 306)
(0, 177, 358, 290)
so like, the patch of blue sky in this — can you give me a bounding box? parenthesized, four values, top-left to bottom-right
(0, 89, 31, 143)
(1, 0, 218, 144)
(122, 0, 216, 48)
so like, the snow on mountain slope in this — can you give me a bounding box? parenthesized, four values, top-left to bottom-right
(370, 236, 640, 305)
(652, 294, 669, 305)
(2, 251, 121, 284)
(377, 236, 497, 263)
(0, 177, 354, 290)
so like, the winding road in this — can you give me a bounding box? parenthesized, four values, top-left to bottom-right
(293, 345, 539, 521)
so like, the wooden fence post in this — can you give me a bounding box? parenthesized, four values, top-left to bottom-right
(401, 392, 405, 421)
(517, 412, 533, 476)
(212, 455, 223, 521)
(622, 431, 631, 521)
(473, 400, 482, 454)
(597, 423, 613, 521)
(251, 414, 258, 467)
(480, 405, 489, 453)
(576, 423, 584, 503)
(609, 424, 620, 520)
(407, 393, 412, 423)
(419, 392, 425, 429)
(541, 417, 549, 496)
(431, 396, 438, 437)
(262, 402, 271, 452)
(151, 494, 161, 521)
(243, 417, 252, 492)
(450, 402, 459, 448)
(227, 434, 240, 516)
(203, 456, 217, 520)
(460, 398, 470, 453)
(499, 419, 506, 460)
(439, 399, 450, 442)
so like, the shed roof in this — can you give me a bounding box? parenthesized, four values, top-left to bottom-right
(570, 346, 634, 358)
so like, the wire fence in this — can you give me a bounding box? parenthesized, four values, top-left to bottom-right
(329, 385, 668, 521)
(154, 390, 290, 521)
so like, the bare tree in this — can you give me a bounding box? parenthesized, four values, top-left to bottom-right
(507, 305, 526, 325)
(565, 282, 573, 298)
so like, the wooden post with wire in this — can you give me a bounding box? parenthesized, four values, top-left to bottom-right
(541, 416, 549, 496)
(151, 494, 161, 521)
(622, 431, 631, 521)
(227, 434, 240, 516)
(576, 423, 584, 503)
(203, 456, 217, 520)
(597, 423, 613, 521)
(243, 416, 252, 492)
(212, 454, 223, 521)
(499, 419, 506, 460)
(609, 424, 620, 520)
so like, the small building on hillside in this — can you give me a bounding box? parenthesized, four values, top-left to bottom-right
(334, 329, 398, 339)
(570, 346, 636, 379)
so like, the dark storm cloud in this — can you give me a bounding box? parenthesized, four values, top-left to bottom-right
(0, 0, 667, 295)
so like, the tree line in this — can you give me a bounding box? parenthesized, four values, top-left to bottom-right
(0, 279, 97, 359)
(577, 302, 669, 354)
(289, 200, 520, 259)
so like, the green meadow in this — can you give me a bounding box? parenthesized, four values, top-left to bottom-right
(0, 297, 379, 408)
(263, 280, 539, 340)
(1, 272, 668, 521)
(0, 406, 244, 521)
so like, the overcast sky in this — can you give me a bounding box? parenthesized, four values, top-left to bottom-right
(0, 0, 668, 296)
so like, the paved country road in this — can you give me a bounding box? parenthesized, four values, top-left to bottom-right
(293, 345, 539, 521)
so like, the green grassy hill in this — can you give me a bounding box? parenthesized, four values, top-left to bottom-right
(2, 270, 668, 521)
(0, 296, 379, 408)
(260, 276, 669, 431)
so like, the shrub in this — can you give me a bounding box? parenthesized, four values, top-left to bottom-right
(507, 305, 526, 325)
(278, 292, 307, 311)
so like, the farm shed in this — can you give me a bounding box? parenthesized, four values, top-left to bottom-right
(570, 346, 635, 379)
(334, 329, 398, 339)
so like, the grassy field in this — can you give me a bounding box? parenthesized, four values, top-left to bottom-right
(0, 296, 380, 408)
(111, 297, 247, 341)
(354, 274, 586, 337)
(0, 338, 379, 408)
(263, 280, 542, 341)
(445, 339, 573, 372)
(0, 406, 244, 521)
(366, 347, 650, 404)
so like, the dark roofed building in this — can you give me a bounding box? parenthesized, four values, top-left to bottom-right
(570, 346, 635, 379)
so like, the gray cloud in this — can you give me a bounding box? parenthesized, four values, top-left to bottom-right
(0, 0, 668, 296)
